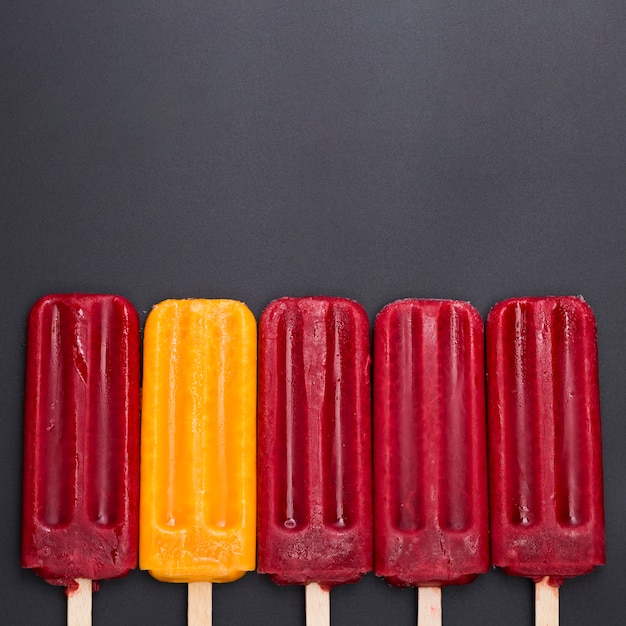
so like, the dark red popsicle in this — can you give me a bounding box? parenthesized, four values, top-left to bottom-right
(374, 299, 489, 588)
(257, 297, 372, 589)
(487, 296, 605, 586)
(22, 294, 140, 588)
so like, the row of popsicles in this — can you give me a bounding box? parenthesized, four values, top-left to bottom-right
(21, 294, 605, 626)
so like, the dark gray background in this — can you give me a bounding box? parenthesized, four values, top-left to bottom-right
(2, 1, 625, 624)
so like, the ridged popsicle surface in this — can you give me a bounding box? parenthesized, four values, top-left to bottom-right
(139, 299, 256, 582)
(257, 297, 372, 588)
(22, 294, 140, 587)
(374, 299, 489, 587)
(487, 296, 605, 585)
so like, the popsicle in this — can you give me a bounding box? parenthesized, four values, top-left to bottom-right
(373, 299, 489, 626)
(139, 299, 256, 626)
(22, 294, 140, 626)
(257, 297, 372, 626)
(487, 296, 605, 625)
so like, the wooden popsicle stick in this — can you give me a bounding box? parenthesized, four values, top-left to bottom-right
(188, 581, 212, 626)
(67, 578, 92, 626)
(417, 587, 441, 626)
(305, 582, 330, 626)
(535, 577, 559, 626)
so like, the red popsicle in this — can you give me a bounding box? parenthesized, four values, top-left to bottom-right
(374, 299, 489, 625)
(257, 297, 372, 625)
(487, 296, 604, 624)
(22, 294, 140, 623)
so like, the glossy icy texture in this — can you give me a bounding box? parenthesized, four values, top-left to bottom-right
(139, 299, 256, 582)
(22, 294, 140, 587)
(257, 297, 372, 588)
(373, 300, 489, 587)
(487, 296, 605, 585)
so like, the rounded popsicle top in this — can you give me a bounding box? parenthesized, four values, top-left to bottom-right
(487, 295, 597, 330)
(146, 298, 256, 328)
(487, 295, 604, 585)
(261, 295, 368, 327)
(28, 292, 139, 329)
(22, 294, 140, 587)
(375, 298, 482, 331)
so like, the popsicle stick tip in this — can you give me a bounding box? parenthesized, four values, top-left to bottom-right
(305, 582, 330, 626)
(67, 578, 92, 626)
(417, 587, 441, 626)
(535, 577, 559, 626)
(188, 581, 212, 626)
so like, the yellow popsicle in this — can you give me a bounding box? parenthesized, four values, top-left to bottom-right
(140, 299, 256, 585)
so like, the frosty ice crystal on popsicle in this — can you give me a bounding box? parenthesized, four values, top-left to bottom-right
(257, 297, 372, 625)
(373, 299, 489, 625)
(22, 294, 140, 623)
(487, 296, 605, 623)
(139, 299, 256, 625)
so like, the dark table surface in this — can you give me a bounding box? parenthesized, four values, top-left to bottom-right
(2, 1, 625, 624)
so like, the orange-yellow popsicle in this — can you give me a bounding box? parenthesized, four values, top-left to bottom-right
(139, 299, 256, 598)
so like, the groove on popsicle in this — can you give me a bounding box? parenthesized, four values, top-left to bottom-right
(205, 304, 248, 531)
(552, 302, 589, 528)
(207, 307, 230, 530)
(37, 300, 77, 528)
(388, 303, 424, 532)
(155, 303, 188, 530)
(501, 301, 541, 527)
(86, 298, 127, 527)
(275, 302, 309, 530)
(322, 302, 357, 530)
(154, 302, 192, 531)
(438, 302, 472, 532)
